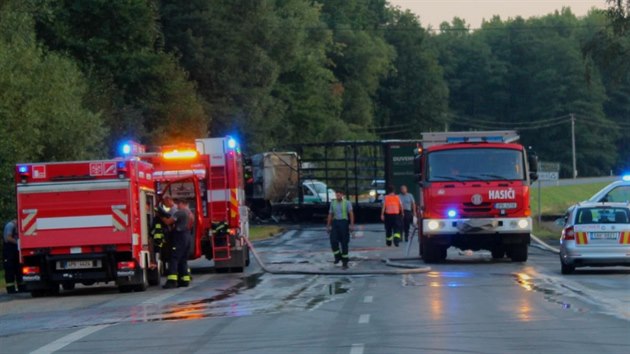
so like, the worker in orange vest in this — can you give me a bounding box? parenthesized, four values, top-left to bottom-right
(381, 185, 403, 247)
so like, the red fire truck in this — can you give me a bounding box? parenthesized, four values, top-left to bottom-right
(415, 131, 538, 263)
(131, 136, 250, 273)
(15, 159, 159, 296)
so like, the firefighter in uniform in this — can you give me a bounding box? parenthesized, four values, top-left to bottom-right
(160, 199, 192, 288)
(3, 218, 23, 294)
(150, 213, 167, 260)
(326, 191, 355, 269)
(399, 185, 416, 242)
(381, 185, 403, 247)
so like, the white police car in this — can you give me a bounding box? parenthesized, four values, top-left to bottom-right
(559, 202, 630, 274)
(587, 175, 630, 203)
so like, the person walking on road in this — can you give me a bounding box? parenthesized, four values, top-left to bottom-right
(399, 185, 416, 242)
(326, 191, 355, 269)
(160, 199, 192, 288)
(381, 186, 403, 247)
(3, 218, 23, 294)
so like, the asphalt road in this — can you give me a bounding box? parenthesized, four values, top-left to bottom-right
(1, 224, 629, 354)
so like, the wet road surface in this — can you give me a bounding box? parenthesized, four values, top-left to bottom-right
(1, 224, 629, 353)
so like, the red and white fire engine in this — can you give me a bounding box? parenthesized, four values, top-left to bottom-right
(16, 158, 159, 296)
(415, 131, 538, 263)
(15, 136, 249, 296)
(136, 137, 250, 272)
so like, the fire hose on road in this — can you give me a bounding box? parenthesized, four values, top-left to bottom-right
(243, 237, 432, 275)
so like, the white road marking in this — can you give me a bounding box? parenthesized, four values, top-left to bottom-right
(363, 295, 373, 303)
(358, 314, 370, 324)
(350, 343, 365, 354)
(30, 324, 110, 354)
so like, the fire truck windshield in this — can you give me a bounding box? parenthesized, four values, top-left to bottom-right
(427, 148, 525, 182)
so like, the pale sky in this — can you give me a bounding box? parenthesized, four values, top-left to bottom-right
(389, 0, 607, 29)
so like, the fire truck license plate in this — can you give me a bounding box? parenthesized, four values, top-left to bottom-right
(57, 260, 101, 270)
(589, 232, 619, 240)
(494, 202, 517, 209)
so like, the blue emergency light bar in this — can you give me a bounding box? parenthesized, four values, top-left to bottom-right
(18, 165, 28, 173)
(119, 140, 146, 156)
(227, 137, 237, 149)
(623, 175, 630, 182)
(446, 136, 504, 143)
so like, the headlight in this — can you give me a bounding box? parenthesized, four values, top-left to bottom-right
(428, 220, 440, 230)
(369, 190, 376, 197)
(518, 219, 529, 229)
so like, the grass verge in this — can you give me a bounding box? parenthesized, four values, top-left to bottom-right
(249, 225, 285, 241)
(530, 182, 609, 216)
(533, 220, 560, 242)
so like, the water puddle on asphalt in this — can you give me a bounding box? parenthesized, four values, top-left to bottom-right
(513, 273, 588, 314)
(144, 275, 352, 322)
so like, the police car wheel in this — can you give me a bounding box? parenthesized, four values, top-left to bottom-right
(560, 257, 575, 274)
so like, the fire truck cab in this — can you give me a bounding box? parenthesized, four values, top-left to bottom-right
(415, 131, 538, 263)
(137, 136, 249, 272)
(15, 159, 159, 296)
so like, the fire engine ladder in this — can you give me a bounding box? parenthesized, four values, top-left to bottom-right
(210, 166, 231, 262)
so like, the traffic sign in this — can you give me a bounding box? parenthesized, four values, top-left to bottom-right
(538, 171, 559, 181)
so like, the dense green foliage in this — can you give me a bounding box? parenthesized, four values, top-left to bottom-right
(0, 0, 628, 220)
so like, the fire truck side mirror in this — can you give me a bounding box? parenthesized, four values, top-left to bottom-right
(527, 149, 538, 183)
(414, 153, 423, 182)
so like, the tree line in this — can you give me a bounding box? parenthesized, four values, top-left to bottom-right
(1, 0, 628, 219)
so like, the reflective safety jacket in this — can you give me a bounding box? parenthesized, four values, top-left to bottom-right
(384, 195, 402, 215)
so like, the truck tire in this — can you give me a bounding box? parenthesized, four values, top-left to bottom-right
(509, 244, 528, 262)
(118, 285, 134, 293)
(230, 267, 244, 273)
(31, 290, 47, 298)
(439, 246, 448, 261)
(134, 267, 149, 292)
(491, 247, 506, 259)
(422, 239, 441, 264)
(62, 282, 76, 291)
(148, 259, 161, 286)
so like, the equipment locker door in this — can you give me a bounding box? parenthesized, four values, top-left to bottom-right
(160, 177, 203, 259)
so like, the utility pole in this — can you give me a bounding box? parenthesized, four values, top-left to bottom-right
(571, 113, 577, 179)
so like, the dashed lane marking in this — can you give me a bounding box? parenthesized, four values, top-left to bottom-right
(350, 343, 365, 354)
(30, 324, 111, 354)
(358, 314, 370, 324)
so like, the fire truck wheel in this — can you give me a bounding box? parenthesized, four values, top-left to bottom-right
(62, 282, 76, 291)
(230, 267, 244, 273)
(422, 239, 441, 263)
(439, 247, 448, 261)
(31, 290, 47, 298)
(118, 285, 134, 293)
(134, 267, 149, 292)
(148, 267, 160, 286)
(491, 247, 506, 259)
(509, 244, 528, 262)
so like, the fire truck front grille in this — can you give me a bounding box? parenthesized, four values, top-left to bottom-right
(462, 202, 492, 213)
